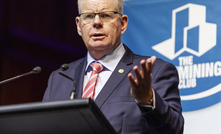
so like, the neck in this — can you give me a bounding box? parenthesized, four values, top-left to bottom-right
(89, 43, 122, 60)
(89, 51, 107, 60)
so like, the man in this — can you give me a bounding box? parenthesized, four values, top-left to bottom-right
(43, 0, 184, 133)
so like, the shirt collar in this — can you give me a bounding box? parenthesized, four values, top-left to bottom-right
(86, 43, 125, 72)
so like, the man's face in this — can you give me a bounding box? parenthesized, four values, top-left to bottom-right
(76, 0, 128, 60)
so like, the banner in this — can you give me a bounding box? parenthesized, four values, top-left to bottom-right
(122, 0, 221, 133)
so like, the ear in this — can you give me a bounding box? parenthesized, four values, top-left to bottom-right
(76, 17, 82, 36)
(120, 15, 128, 35)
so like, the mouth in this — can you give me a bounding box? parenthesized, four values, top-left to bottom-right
(91, 33, 105, 40)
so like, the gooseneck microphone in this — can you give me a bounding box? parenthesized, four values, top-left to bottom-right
(0, 66, 42, 85)
(58, 64, 76, 99)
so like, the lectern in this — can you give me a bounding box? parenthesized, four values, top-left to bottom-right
(0, 98, 116, 134)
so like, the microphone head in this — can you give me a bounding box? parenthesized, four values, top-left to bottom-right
(60, 64, 69, 71)
(32, 66, 42, 74)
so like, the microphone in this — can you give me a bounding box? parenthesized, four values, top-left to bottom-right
(0, 66, 42, 85)
(58, 64, 76, 99)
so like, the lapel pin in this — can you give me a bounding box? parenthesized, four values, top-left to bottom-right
(118, 69, 124, 74)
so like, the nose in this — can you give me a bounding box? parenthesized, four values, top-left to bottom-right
(93, 14, 103, 28)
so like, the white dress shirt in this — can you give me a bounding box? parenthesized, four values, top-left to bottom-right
(83, 43, 125, 100)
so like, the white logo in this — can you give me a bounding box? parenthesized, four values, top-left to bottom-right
(151, 3, 220, 102)
(152, 3, 217, 60)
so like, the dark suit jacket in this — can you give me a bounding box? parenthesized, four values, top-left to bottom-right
(43, 45, 184, 134)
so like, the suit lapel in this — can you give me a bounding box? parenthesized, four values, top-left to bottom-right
(74, 57, 87, 99)
(95, 46, 134, 108)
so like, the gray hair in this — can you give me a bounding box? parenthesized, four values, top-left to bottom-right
(77, 0, 123, 14)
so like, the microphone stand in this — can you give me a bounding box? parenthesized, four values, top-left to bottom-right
(58, 64, 76, 99)
(0, 67, 41, 85)
(0, 71, 33, 85)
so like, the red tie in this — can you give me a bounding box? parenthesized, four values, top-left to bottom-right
(82, 62, 104, 100)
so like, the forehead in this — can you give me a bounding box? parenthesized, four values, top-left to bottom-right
(80, 0, 118, 13)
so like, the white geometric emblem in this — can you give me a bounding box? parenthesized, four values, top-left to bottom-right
(152, 3, 217, 60)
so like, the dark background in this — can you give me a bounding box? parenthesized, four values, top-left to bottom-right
(0, 0, 86, 105)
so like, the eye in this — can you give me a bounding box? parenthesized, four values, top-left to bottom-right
(100, 13, 112, 18)
(84, 13, 94, 19)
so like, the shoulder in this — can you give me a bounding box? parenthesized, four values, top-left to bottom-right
(51, 57, 86, 75)
(132, 53, 177, 75)
(132, 53, 173, 67)
(68, 57, 86, 69)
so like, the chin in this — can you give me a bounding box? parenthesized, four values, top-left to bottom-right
(93, 46, 107, 51)
(89, 42, 108, 49)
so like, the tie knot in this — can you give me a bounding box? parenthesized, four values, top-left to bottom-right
(90, 62, 104, 73)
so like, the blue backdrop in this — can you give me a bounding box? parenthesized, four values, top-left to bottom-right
(122, 0, 221, 112)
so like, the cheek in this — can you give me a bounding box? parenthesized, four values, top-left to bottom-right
(109, 23, 118, 32)
(81, 26, 91, 39)
(107, 23, 121, 37)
